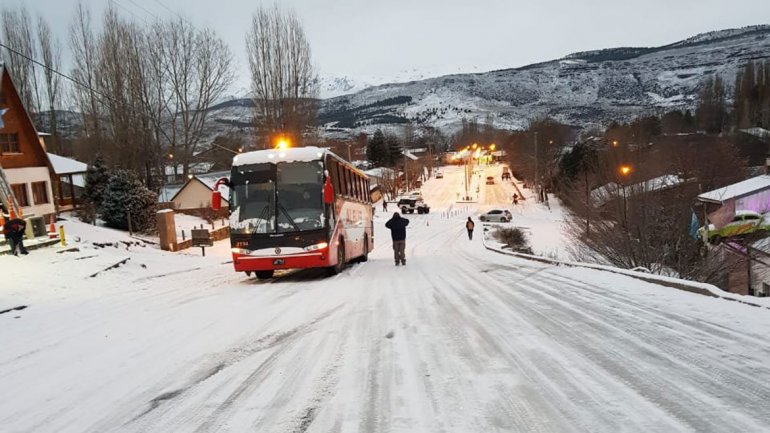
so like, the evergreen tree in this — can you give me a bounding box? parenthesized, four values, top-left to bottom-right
(100, 169, 159, 232)
(385, 134, 403, 167)
(82, 155, 110, 210)
(366, 129, 388, 167)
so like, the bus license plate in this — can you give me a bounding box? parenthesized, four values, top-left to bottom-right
(273, 259, 284, 265)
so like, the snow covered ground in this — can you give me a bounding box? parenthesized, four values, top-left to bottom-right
(2, 165, 770, 432)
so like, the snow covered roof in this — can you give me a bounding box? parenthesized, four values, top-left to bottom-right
(592, 175, 685, 207)
(47, 153, 87, 175)
(697, 175, 770, 205)
(194, 171, 231, 201)
(740, 127, 770, 139)
(232, 146, 326, 167)
(402, 150, 419, 160)
(364, 167, 395, 178)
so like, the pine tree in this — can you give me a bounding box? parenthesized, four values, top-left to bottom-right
(366, 129, 388, 167)
(78, 155, 111, 222)
(100, 169, 158, 231)
(385, 134, 403, 167)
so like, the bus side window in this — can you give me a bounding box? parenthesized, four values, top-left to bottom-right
(338, 164, 347, 196)
(329, 160, 341, 193)
(365, 179, 371, 203)
(355, 175, 362, 201)
(345, 169, 353, 198)
(358, 176, 364, 201)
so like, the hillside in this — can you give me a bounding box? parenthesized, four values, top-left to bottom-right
(315, 25, 770, 133)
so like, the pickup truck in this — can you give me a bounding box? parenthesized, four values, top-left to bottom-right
(398, 197, 430, 214)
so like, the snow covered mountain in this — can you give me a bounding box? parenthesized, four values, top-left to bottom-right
(315, 25, 770, 133)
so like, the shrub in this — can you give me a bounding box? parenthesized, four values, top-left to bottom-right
(493, 227, 531, 253)
(100, 169, 158, 232)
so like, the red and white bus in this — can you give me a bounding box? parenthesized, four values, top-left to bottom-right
(212, 146, 373, 279)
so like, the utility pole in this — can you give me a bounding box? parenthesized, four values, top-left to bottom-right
(534, 131, 540, 203)
(347, 143, 352, 162)
(403, 150, 408, 193)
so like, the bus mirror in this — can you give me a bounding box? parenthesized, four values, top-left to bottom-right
(324, 177, 334, 204)
(212, 190, 222, 211)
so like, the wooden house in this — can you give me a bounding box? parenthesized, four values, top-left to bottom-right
(0, 64, 56, 220)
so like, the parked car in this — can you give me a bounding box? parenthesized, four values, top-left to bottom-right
(398, 197, 430, 214)
(486, 176, 495, 185)
(435, 172, 444, 179)
(479, 209, 512, 222)
(697, 210, 770, 244)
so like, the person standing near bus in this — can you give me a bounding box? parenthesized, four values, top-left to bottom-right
(466, 217, 475, 240)
(385, 212, 409, 266)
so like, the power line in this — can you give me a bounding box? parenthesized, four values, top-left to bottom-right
(152, 0, 185, 20)
(0, 42, 118, 105)
(125, 0, 160, 19)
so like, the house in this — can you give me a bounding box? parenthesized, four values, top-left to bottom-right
(47, 152, 88, 211)
(168, 171, 230, 210)
(0, 64, 56, 220)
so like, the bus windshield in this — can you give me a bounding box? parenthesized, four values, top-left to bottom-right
(229, 161, 325, 235)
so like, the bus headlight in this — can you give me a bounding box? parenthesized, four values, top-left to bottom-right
(304, 242, 328, 252)
(231, 247, 252, 255)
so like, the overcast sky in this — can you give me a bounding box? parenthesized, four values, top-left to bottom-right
(5, 0, 770, 85)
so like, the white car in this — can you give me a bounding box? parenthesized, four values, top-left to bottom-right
(479, 209, 512, 222)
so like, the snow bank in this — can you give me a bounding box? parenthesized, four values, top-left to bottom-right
(481, 229, 770, 309)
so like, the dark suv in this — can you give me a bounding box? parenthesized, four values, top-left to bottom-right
(398, 198, 430, 214)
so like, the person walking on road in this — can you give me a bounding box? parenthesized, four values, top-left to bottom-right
(513, 193, 519, 205)
(4, 217, 28, 256)
(466, 217, 475, 240)
(385, 212, 409, 266)
(382, 200, 388, 212)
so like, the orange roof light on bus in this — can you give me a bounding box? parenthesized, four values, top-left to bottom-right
(275, 137, 291, 150)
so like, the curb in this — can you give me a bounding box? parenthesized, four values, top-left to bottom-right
(481, 232, 769, 310)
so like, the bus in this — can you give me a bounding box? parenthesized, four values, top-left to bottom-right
(211, 146, 374, 279)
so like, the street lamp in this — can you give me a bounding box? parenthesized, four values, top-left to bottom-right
(618, 164, 633, 229)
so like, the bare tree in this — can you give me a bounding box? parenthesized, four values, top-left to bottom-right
(246, 5, 318, 146)
(36, 16, 63, 153)
(1, 6, 38, 113)
(162, 18, 234, 176)
(70, 1, 103, 153)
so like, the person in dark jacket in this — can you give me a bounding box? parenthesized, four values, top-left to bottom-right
(4, 218, 28, 255)
(385, 212, 409, 265)
(466, 217, 475, 240)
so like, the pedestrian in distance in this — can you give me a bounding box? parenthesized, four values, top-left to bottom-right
(383, 200, 388, 212)
(4, 217, 28, 256)
(385, 212, 409, 266)
(466, 217, 475, 240)
(513, 193, 519, 205)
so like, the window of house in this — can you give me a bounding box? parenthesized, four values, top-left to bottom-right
(0, 133, 20, 153)
(32, 181, 49, 205)
(11, 183, 29, 207)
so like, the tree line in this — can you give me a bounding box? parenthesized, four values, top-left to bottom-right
(0, 3, 318, 191)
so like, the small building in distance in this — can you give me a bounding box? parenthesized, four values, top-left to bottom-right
(167, 171, 230, 210)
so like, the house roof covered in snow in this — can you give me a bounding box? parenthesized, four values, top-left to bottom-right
(740, 127, 770, 139)
(592, 175, 686, 207)
(47, 152, 87, 175)
(402, 150, 419, 160)
(168, 171, 231, 203)
(697, 175, 770, 205)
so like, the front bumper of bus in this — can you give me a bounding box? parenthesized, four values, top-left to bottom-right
(231, 251, 330, 272)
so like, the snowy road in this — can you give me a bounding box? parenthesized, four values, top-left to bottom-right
(3, 165, 770, 432)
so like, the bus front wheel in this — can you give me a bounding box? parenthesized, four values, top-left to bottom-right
(329, 240, 346, 275)
(255, 270, 274, 280)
